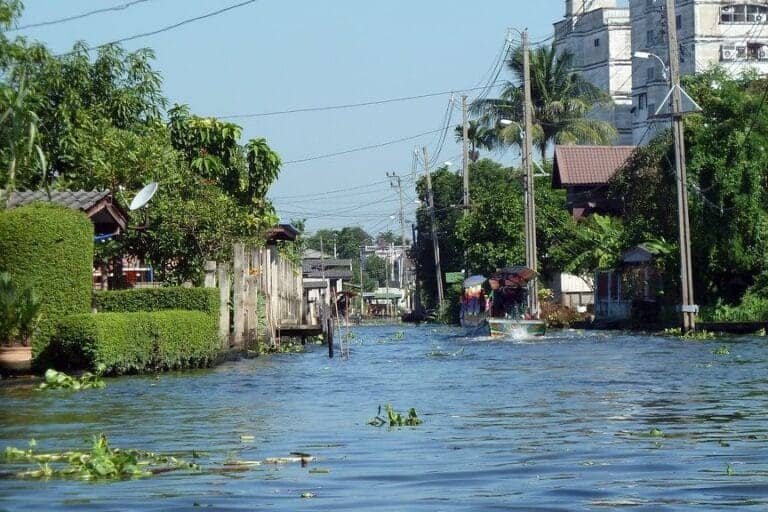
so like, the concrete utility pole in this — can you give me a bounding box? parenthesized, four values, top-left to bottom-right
(387, 171, 407, 290)
(521, 29, 539, 318)
(422, 146, 444, 306)
(462, 94, 470, 210)
(665, 0, 696, 332)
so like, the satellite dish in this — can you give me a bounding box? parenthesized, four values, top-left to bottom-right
(129, 182, 159, 211)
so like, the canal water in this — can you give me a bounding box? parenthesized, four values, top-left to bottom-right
(2, 326, 768, 511)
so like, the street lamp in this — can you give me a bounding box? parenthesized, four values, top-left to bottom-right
(633, 51, 668, 81)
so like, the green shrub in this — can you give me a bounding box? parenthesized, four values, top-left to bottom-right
(51, 310, 219, 375)
(0, 203, 92, 359)
(93, 287, 219, 316)
(700, 294, 768, 322)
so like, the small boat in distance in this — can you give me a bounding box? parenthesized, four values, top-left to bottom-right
(460, 267, 546, 338)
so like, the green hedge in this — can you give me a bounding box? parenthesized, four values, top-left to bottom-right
(93, 287, 219, 316)
(0, 203, 93, 360)
(51, 310, 220, 375)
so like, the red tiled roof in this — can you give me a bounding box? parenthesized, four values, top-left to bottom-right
(552, 145, 636, 188)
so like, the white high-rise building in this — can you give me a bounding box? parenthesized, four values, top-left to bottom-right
(631, 0, 768, 144)
(554, 1, 634, 144)
(555, 0, 768, 145)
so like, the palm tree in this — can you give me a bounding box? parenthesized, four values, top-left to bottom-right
(453, 120, 496, 161)
(473, 43, 617, 160)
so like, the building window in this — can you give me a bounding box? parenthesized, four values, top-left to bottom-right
(638, 93, 647, 110)
(721, 4, 768, 23)
(594, 38, 600, 47)
(647, 66, 655, 81)
(646, 29, 655, 46)
(676, 14, 682, 30)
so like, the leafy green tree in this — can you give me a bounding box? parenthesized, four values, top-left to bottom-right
(364, 254, 387, 287)
(473, 43, 616, 159)
(610, 67, 768, 304)
(455, 159, 525, 275)
(412, 166, 462, 307)
(0, 2, 284, 284)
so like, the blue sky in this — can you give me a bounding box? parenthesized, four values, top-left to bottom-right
(14, 0, 569, 236)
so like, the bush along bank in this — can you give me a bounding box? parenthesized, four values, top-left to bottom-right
(93, 287, 219, 316)
(50, 310, 220, 375)
(0, 203, 92, 365)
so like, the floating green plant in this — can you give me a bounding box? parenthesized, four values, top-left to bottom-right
(726, 462, 736, 476)
(647, 428, 664, 438)
(3, 435, 198, 480)
(662, 328, 716, 340)
(37, 365, 107, 391)
(713, 345, 730, 356)
(393, 331, 405, 340)
(367, 404, 422, 427)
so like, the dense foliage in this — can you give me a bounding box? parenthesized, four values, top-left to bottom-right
(93, 287, 219, 316)
(0, 271, 41, 346)
(412, 159, 576, 308)
(0, 203, 92, 358)
(51, 310, 219, 375)
(610, 68, 768, 306)
(0, 1, 291, 285)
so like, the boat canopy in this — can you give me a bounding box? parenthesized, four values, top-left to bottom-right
(491, 266, 538, 286)
(463, 275, 487, 288)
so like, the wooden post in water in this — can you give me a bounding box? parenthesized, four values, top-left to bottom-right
(232, 243, 246, 348)
(217, 262, 230, 348)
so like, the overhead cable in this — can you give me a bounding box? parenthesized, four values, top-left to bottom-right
(56, 0, 258, 57)
(216, 83, 504, 119)
(8, 0, 152, 32)
(283, 127, 447, 165)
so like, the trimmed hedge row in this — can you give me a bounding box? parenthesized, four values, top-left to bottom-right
(0, 203, 93, 359)
(93, 287, 219, 316)
(51, 310, 220, 375)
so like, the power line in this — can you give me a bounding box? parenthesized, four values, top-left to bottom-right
(217, 83, 504, 119)
(283, 127, 446, 165)
(8, 0, 152, 32)
(270, 179, 390, 200)
(56, 0, 258, 57)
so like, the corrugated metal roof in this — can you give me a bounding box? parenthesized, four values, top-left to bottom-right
(552, 145, 636, 187)
(6, 189, 111, 210)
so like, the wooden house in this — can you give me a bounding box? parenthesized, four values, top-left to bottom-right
(552, 145, 636, 220)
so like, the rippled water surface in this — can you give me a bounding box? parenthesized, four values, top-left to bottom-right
(2, 326, 768, 511)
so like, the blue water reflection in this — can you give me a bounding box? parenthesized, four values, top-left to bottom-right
(2, 326, 768, 510)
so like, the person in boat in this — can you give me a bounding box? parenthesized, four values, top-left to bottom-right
(488, 278, 505, 318)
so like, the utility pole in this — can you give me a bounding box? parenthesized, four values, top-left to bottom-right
(387, 171, 407, 291)
(462, 94, 470, 210)
(522, 29, 539, 318)
(359, 247, 364, 319)
(412, 223, 421, 311)
(665, 0, 696, 332)
(422, 146, 444, 306)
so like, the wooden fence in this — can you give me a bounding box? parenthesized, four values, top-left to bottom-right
(205, 243, 305, 350)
